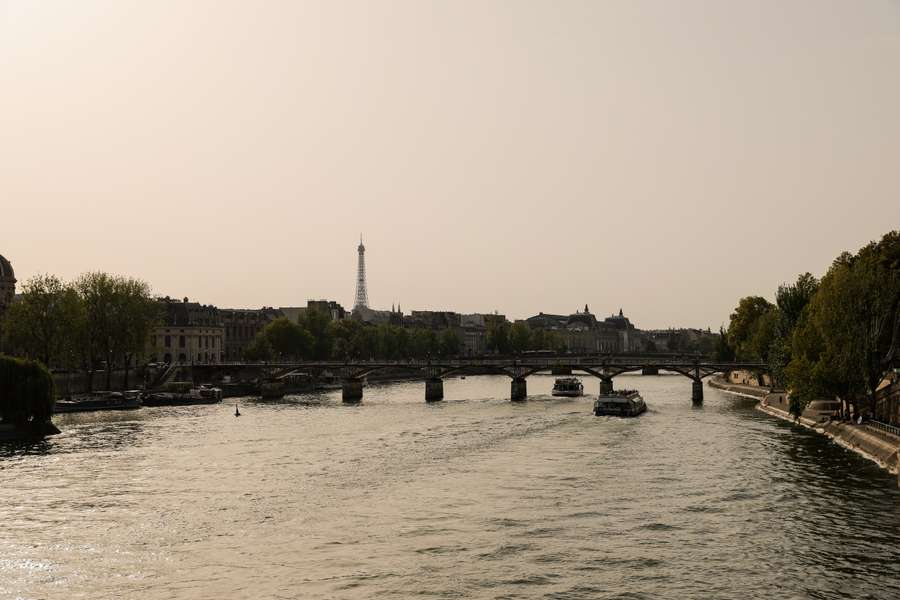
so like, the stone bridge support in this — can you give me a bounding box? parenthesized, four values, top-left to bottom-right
(511, 377, 527, 401)
(692, 379, 704, 403)
(425, 377, 444, 402)
(691, 367, 703, 403)
(599, 377, 614, 395)
(342, 377, 364, 403)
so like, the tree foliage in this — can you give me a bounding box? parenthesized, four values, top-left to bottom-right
(1, 275, 83, 367)
(0, 355, 55, 425)
(2, 272, 158, 391)
(723, 231, 899, 418)
(727, 296, 775, 360)
(787, 233, 899, 415)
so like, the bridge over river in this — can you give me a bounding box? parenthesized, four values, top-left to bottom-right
(190, 355, 767, 404)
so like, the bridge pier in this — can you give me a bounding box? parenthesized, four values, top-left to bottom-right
(342, 378, 363, 403)
(599, 377, 614, 395)
(692, 379, 704, 403)
(510, 377, 527, 401)
(425, 377, 444, 402)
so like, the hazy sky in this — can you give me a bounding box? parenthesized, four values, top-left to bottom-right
(2, 1, 899, 329)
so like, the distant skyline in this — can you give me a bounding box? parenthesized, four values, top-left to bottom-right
(3, 1, 899, 329)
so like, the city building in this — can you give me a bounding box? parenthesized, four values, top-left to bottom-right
(220, 307, 283, 361)
(0, 254, 15, 320)
(460, 314, 489, 355)
(280, 300, 347, 326)
(525, 305, 622, 353)
(148, 297, 225, 364)
(603, 308, 643, 352)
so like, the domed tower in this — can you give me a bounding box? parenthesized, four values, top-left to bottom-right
(0, 254, 16, 318)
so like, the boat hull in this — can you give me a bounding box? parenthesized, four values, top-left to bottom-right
(54, 394, 141, 413)
(551, 390, 584, 397)
(593, 394, 646, 417)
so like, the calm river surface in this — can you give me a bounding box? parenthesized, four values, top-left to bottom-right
(3, 375, 900, 599)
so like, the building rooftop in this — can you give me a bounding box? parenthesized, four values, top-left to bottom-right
(0, 254, 14, 281)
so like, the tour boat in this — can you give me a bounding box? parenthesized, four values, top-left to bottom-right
(552, 377, 584, 397)
(593, 390, 646, 417)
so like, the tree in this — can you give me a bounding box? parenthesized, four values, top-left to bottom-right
(74, 272, 116, 392)
(713, 326, 735, 361)
(109, 277, 159, 389)
(785, 231, 899, 417)
(768, 273, 819, 389)
(486, 320, 511, 354)
(509, 323, 532, 354)
(259, 317, 314, 359)
(299, 308, 334, 360)
(1, 275, 82, 368)
(0, 355, 55, 427)
(74, 272, 158, 391)
(438, 329, 461, 357)
(727, 296, 775, 360)
(244, 334, 273, 361)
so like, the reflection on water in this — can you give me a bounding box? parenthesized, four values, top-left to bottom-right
(2, 374, 899, 599)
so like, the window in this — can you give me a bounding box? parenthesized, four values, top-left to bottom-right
(165, 335, 171, 348)
(179, 335, 185, 348)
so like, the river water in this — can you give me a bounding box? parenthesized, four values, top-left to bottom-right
(2, 374, 900, 599)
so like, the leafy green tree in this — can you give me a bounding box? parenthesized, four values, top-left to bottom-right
(0, 355, 55, 427)
(1, 275, 83, 368)
(786, 231, 899, 417)
(299, 308, 334, 360)
(109, 277, 159, 389)
(260, 317, 314, 359)
(747, 308, 779, 363)
(244, 334, 273, 361)
(408, 328, 438, 359)
(767, 273, 819, 389)
(74, 272, 116, 392)
(74, 272, 158, 390)
(438, 329, 461, 357)
(713, 326, 735, 361)
(486, 320, 511, 354)
(727, 296, 775, 360)
(509, 323, 532, 354)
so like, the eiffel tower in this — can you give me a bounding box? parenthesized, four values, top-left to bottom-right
(354, 234, 369, 310)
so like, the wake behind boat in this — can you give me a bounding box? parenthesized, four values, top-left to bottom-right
(552, 377, 584, 397)
(593, 390, 646, 417)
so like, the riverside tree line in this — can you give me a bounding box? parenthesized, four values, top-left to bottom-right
(243, 314, 568, 362)
(719, 231, 899, 419)
(0, 272, 159, 392)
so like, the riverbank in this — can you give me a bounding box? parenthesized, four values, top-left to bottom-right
(709, 376, 900, 477)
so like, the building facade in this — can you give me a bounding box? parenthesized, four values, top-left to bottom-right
(525, 306, 622, 353)
(0, 254, 15, 321)
(148, 297, 225, 364)
(220, 307, 282, 361)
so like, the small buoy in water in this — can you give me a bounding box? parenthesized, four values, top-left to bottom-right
(234, 403, 241, 417)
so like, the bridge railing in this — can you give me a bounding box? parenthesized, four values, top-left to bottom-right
(184, 357, 766, 370)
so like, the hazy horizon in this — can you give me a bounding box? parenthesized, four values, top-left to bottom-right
(3, 1, 899, 329)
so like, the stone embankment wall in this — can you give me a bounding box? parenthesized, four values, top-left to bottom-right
(709, 376, 900, 478)
(54, 368, 149, 396)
